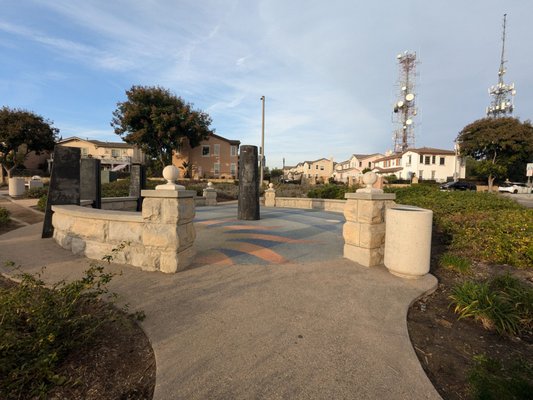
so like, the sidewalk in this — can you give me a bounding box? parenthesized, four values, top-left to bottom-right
(0, 201, 441, 399)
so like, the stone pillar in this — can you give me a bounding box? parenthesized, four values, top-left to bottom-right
(129, 163, 146, 211)
(343, 172, 396, 267)
(203, 182, 217, 206)
(238, 145, 259, 220)
(264, 183, 276, 207)
(140, 166, 196, 273)
(80, 158, 101, 209)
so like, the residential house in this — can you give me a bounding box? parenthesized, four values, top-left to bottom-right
(55, 137, 145, 171)
(373, 147, 465, 182)
(172, 133, 240, 179)
(300, 158, 334, 184)
(334, 153, 384, 183)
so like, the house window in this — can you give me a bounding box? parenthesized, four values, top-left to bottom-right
(407, 155, 412, 166)
(432, 155, 436, 164)
(359, 161, 362, 167)
(214, 162, 220, 175)
(440, 157, 445, 165)
(230, 146, 237, 156)
(214, 144, 220, 156)
(230, 163, 236, 176)
(111, 149, 120, 157)
(424, 156, 430, 165)
(431, 170, 436, 180)
(320, 166, 324, 171)
(419, 154, 423, 163)
(316, 165, 319, 169)
(308, 165, 311, 169)
(202, 145, 210, 157)
(419, 170, 423, 179)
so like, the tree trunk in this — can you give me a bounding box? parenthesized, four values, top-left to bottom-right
(488, 174, 495, 192)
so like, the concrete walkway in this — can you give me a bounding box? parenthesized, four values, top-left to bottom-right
(0, 200, 440, 399)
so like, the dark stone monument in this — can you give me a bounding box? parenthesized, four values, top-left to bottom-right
(42, 146, 81, 238)
(238, 145, 260, 220)
(80, 158, 101, 209)
(129, 163, 146, 211)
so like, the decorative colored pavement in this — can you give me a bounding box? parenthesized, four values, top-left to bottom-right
(193, 204, 345, 267)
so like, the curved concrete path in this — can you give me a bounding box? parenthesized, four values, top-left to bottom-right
(0, 203, 440, 400)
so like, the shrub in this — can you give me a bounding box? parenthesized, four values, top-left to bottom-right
(37, 195, 47, 212)
(26, 186, 48, 199)
(307, 184, 360, 200)
(468, 354, 533, 400)
(0, 265, 116, 398)
(0, 207, 10, 226)
(450, 273, 533, 335)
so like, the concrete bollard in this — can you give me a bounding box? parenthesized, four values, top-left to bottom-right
(384, 205, 433, 279)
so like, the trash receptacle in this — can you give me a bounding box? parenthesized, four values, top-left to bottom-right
(8, 177, 26, 197)
(384, 205, 433, 279)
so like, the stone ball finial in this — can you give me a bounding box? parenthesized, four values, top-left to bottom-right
(268, 183, 274, 189)
(207, 182, 214, 188)
(362, 171, 377, 189)
(162, 165, 179, 184)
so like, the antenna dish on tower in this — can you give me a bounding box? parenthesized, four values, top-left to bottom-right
(405, 93, 415, 101)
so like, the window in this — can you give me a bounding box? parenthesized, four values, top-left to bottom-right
(424, 156, 430, 165)
(214, 162, 220, 175)
(111, 149, 120, 157)
(359, 161, 362, 167)
(308, 165, 311, 169)
(419, 154, 423, 163)
(419, 170, 423, 179)
(320, 166, 324, 171)
(407, 155, 412, 166)
(368, 161, 371, 168)
(230, 146, 237, 156)
(431, 170, 436, 180)
(214, 144, 220, 156)
(432, 155, 436, 164)
(440, 157, 445, 166)
(316, 165, 319, 169)
(230, 163, 236, 176)
(202, 145, 210, 156)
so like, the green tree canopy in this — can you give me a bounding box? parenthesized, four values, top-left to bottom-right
(457, 117, 533, 190)
(0, 107, 58, 178)
(111, 86, 213, 170)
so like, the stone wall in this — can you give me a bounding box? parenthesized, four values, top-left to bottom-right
(265, 196, 345, 213)
(53, 188, 196, 273)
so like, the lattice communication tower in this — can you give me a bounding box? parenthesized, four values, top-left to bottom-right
(486, 14, 516, 117)
(392, 51, 418, 153)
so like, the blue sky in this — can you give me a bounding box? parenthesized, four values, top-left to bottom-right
(1, 1, 532, 168)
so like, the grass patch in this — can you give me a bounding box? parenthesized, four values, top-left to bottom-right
(449, 273, 533, 335)
(468, 354, 533, 400)
(439, 252, 471, 274)
(0, 206, 9, 226)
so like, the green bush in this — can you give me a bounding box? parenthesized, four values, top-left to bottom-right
(450, 273, 533, 335)
(307, 184, 360, 200)
(25, 187, 48, 199)
(37, 195, 47, 212)
(101, 179, 130, 197)
(0, 266, 117, 398)
(0, 207, 10, 226)
(468, 354, 533, 400)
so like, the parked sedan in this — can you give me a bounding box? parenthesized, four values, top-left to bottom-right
(439, 181, 477, 191)
(498, 182, 533, 194)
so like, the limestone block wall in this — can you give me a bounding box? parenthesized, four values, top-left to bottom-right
(52, 189, 196, 273)
(267, 196, 345, 213)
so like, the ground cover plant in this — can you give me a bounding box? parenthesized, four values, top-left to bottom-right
(0, 263, 153, 399)
(397, 184, 533, 399)
(0, 206, 9, 226)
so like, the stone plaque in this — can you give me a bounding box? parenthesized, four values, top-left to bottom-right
(42, 146, 81, 238)
(129, 163, 146, 211)
(80, 158, 101, 209)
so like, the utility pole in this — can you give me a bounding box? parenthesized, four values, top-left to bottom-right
(260, 95, 265, 185)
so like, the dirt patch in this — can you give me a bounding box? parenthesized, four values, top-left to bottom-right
(407, 231, 533, 399)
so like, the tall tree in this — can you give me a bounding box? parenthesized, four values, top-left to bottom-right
(111, 86, 213, 171)
(0, 107, 58, 181)
(457, 117, 533, 191)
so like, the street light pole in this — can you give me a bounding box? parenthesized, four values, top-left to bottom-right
(260, 95, 265, 185)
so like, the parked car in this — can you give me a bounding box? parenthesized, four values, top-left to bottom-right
(498, 182, 533, 194)
(439, 181, 477, 191)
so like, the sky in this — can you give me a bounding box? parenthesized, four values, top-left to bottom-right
(1, 1, 532, 168)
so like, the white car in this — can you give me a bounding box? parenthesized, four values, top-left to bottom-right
(498, 182, 533, 194)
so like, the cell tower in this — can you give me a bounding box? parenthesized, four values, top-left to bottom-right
(392, 51, 418, 153)
(486, 14, 516, 117)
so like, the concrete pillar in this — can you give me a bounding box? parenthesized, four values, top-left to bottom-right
(264, 183, 276, 207)
(203, 182, 217, 206)
(238, 145, 259, 220)
(343, 172, 396, 267)
(140, 166, 196, 273)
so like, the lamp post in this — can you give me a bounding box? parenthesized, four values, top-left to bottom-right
(260, 95, 265, 185)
